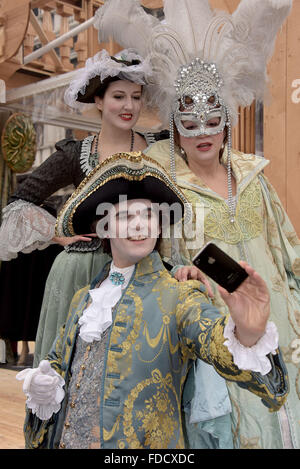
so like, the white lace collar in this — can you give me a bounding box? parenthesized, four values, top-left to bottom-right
(78, 262, 135, 343)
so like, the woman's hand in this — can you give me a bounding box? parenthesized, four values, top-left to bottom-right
(174, 265, 214, 298)
(52, 233, 99, 247)
(218, 261, 270, 347)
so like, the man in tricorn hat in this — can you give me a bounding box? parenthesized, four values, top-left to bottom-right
(17, 152, 288, 449)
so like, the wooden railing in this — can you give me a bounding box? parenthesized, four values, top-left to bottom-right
(22, 1, 104, 76)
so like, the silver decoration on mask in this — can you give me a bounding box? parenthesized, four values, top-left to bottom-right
(172, 59, 228, 138)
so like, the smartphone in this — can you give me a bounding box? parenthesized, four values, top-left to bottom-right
(192, 242, 249, 293)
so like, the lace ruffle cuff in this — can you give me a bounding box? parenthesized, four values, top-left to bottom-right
(223, 316, 279, 376)
(16, 360, 65, 421)
(0, 200, 56, 260)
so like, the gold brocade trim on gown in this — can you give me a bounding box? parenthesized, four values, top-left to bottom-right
(183, 179, 263, 245)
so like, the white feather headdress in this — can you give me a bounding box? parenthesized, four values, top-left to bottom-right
(94, 0, 292, 126)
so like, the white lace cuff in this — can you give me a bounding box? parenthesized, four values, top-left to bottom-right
(0, 200, 56, 260)
(223, 316, 279, 375)
(16, 360, 65, 421)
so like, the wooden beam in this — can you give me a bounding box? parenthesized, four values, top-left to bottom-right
(30, 0, 55, 8)
(224, 0, 240, 14)
(264, 22, 287, 209)
(55, 0, 84, 13)
(0, 47, 23, 82)
(93, 0, 104, 7)
(86, 0, 94, 58)
(210, 0, 231, 11)
(0, 16, 6, 58)
(29, 10, 63, 71)
(0, 0, 31, 64)
(31, 0, 85, 13)
(140, 0, 163, 8)
(286, 0, 300, 235)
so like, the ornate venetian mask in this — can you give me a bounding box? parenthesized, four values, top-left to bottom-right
(172, 59, 228, 137)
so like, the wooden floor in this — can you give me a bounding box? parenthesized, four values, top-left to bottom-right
(0, 367, 27, 449)
(0, 342, 34, 449)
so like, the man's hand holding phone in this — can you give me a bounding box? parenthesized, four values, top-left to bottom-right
(218, 261, 270, 347)
(191, 243, 271, 348)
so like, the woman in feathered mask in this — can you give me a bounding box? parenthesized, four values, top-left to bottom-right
(95, 0, 299, 449)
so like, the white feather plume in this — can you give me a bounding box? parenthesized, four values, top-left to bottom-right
(94, 0, 159, 57)
(221, 0, 293, 108)
(163, 0, 214, 56)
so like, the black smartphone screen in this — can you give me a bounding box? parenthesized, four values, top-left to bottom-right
(192, 243, 249, 293)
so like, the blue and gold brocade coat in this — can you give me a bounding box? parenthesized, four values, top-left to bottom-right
(24, 251, 288, 449)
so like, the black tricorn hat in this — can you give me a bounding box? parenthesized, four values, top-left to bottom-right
(56, 152, 191, 236)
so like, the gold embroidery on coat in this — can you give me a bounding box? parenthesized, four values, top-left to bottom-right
(123, 369, 180, 449)
(140, 319, 179, 364)
(104, 288, 143, 401)
(103, 415, 121, 441)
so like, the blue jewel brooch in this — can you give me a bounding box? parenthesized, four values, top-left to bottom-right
(109, 272, 125, 286)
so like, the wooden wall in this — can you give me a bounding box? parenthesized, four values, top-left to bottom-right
(264, 0, 300, 235)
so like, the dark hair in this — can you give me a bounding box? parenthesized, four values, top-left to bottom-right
(101, 238, 112, 255)
(94, 76, 123, 99)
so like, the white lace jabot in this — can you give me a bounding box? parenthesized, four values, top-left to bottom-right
(78, 263, 135, 343)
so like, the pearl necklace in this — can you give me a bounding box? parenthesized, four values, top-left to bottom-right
(94, 129, 135, 159)
(225, 119, 236, 223)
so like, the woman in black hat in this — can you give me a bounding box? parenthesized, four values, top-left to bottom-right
(0, 48, 165, 366)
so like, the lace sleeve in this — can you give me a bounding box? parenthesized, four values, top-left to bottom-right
(8, 139, 83, 206)
(0, 200, 56, 261)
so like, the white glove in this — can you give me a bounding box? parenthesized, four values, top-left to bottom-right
(16, 360, 65, 420)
